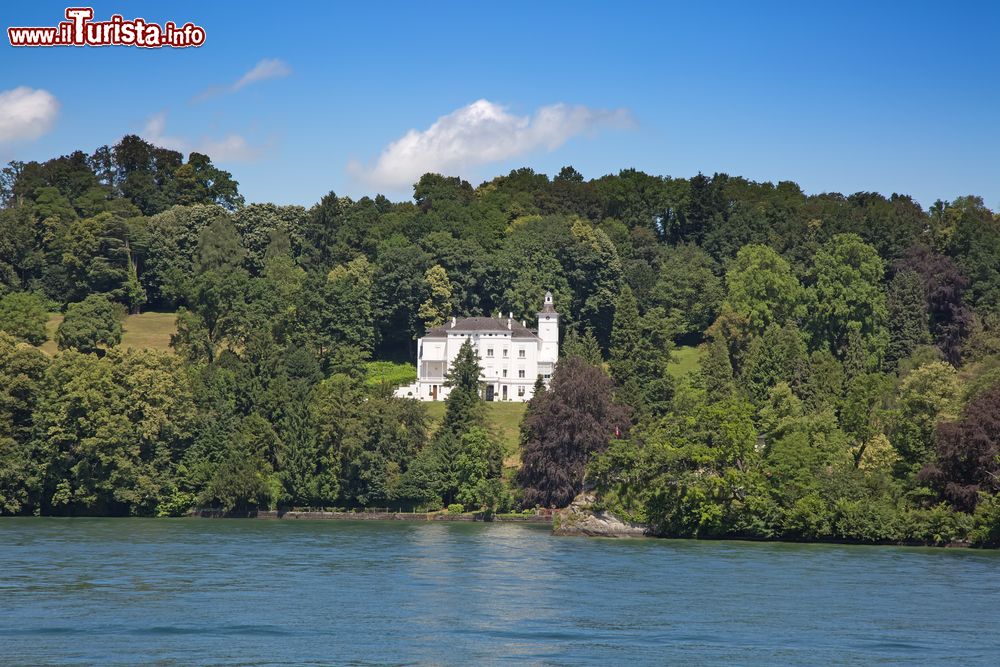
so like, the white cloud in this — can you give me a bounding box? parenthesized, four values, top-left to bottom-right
(0, 87, 59, 144)
(232, 58, 292, 91)
(193, 58, 292, 102)
(142, 111, 262, 163)
(142, 111, 186, 151)
(199, 135, 261, 162)
(349, 99, 633, 189)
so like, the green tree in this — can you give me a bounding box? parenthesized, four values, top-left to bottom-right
(298, 256, 375, 365)
(839, 372, 895, 468)
(194, 217, 245, 274)
(886, 269, 930, 369)
(455, 427, 509, 514)
(946, 196, 1000, 314)
(723, 244, 803, 335)
(143, 204, 229, 308)
(301, 191, 347, 272)
(609, 285, 641, 401)
(336, 386, 428, 507)
(561, 325, 603, 365)
(440, 338, 486, 434)
(122, 252, 146, 314)
(608, 286, 674, 418)
(799, 348, 845, 414)
(171, 270, 250, 364)
(0, 292, 49, 346)
(373, 242, 433, 357)
(199, 414, 277, 512)
(401, 339, 485, 507)
(739, 324, 808, 406)
(418, 264, 452, 330)
(0, 206, 40, 291)
(889, 361, 960, 474)
(567, 219, 624, 347)
(0, 333, 49, 514)
(37, 349, 196, 515)
(56, 294, 122, 355)
(807, 234, 888, 364)
(699, 337, 735, 399)
(652, 242, 723, 341)
(590, 395, 766, 538)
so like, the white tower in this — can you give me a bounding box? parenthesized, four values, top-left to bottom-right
(536, 291, 559, 363)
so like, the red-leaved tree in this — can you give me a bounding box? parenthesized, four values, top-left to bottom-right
(921, 383, 1000, 511)
(517, 357, 631, 508)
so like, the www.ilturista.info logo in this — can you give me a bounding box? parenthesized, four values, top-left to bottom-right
(8, 7, 206, 48)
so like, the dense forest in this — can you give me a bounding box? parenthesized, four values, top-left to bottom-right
(2, 135, 1000, 546)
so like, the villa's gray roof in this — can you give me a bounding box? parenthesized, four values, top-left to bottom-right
(424, 316, 539, 339)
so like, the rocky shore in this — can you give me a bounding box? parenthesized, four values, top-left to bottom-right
(552, 492, 650, 538)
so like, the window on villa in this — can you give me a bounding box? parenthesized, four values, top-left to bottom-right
(518, 369, 525, 378)
(503, 349, 508, 357)
(487, 348, 494, 357)
(518, 349, 525, 359)
(502, 369, 507, 377)
(518, 386, 525, 396)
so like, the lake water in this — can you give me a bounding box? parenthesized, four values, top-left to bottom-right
(1, 519, 998, 665)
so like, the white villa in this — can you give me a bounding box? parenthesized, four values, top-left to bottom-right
(395, 292, 560, 402)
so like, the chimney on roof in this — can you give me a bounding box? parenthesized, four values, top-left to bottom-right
(522, 319, 526, 327)
(451, 316, 456, 327)
(507, 316, 512, 330)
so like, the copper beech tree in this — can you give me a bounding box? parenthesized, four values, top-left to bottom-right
(517, 356, 631, 508)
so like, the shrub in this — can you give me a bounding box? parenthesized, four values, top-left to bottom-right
(832, 498, 903, 543)
(783, 493, 833, 540)
(903, 504, 972, 545)
(971, 494, 1000, 547)
(157, 490, 196, 517)
(447, 503, 464, 514)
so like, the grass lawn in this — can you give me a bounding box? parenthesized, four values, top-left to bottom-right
(668, 344, 705, 380)
(425, 400, 527, 466)
(41, 311, 178, 355)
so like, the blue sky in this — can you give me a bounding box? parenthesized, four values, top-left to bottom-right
(1, 1, 998, 209)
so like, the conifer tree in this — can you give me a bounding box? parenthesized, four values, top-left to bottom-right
(123, 253, 146, 315)
(561, 325, 603, 365)
(699, 337, 735, 400)
(608, 286, 674, 418)
(441, 338, 484, 435)
(886, 269, 930, 369)
(609, 285, 643, 406)
(402, 338, 486, 507)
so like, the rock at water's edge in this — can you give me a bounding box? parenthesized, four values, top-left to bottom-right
(552, 492, 650, 538)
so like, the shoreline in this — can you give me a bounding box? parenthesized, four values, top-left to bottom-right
(194, 509, 554, 523)
(0, 515, 980, 548)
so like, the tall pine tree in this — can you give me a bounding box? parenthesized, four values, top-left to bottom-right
(608, 286, 674, 419)
(886, 269, 930, 369)
(402, 338, 487, 507)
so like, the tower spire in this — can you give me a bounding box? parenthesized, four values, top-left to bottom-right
(539, 290, 556, 314)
